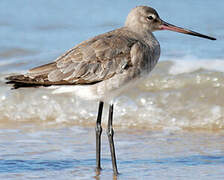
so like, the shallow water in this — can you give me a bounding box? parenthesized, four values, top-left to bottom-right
(0, 127, 224, 179)
(0, 0, 224, 179)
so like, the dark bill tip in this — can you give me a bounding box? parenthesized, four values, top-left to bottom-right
(160, 21, 216, 41)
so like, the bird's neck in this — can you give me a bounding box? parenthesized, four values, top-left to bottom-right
(143, 32, 159, 47)
(123, 26, 159, 47)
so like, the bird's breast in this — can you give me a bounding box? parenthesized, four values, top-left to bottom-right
(136, 34, 160, 78)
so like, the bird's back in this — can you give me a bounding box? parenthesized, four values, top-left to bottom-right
(6, 27, 160, 91)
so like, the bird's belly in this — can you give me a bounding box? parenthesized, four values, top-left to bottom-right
(51, 69, 140, 102)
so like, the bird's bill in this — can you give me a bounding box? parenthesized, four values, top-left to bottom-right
(160, 21, 216, 40)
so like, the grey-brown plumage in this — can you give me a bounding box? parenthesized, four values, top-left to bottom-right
(5, 5, 216, 95)
(6, 29, 159, 87)
(6, 6, 161, 94)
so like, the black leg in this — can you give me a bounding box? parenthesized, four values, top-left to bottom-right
(96, 101, 104, 171)
(107, 104, 118, 175)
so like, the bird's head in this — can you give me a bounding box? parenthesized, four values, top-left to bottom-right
(125, 6, 216, 40)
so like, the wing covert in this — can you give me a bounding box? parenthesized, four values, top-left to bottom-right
(47, 34, 137, 84)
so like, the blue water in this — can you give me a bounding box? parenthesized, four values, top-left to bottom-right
(0, 127, 223, 179)
(0, 0, 224, 179)
(0, 0, 222, 68)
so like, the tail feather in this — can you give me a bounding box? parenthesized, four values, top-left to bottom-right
(5, 62, 67, 89)
(5, 74, 50, 89)
(28, 62, 57, 76)
(6, 80, 50, 89)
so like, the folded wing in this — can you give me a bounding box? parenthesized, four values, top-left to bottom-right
(13, 33, 136, 86)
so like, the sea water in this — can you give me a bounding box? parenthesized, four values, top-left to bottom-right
(0, 0, 224, 179)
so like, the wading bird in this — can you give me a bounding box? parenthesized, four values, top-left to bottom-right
(6, 6, 216, 175)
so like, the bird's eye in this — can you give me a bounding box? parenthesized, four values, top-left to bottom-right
(147, 16, 154, 20)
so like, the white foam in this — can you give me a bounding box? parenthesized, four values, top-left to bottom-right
(168, 58, 224, 75)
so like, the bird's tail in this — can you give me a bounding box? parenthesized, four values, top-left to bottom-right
(5, 74, 50, 89)
(5, 62, 57, 89)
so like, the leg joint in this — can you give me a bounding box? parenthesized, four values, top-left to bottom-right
(107, 127, 114, 137)
(95, 123, 102, 135)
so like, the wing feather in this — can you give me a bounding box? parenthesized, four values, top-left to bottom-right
(21, 30, 142, 85)
(51, 34, 136, 84)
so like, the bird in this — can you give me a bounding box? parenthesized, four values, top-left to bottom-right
(6, 6, 216, 175)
